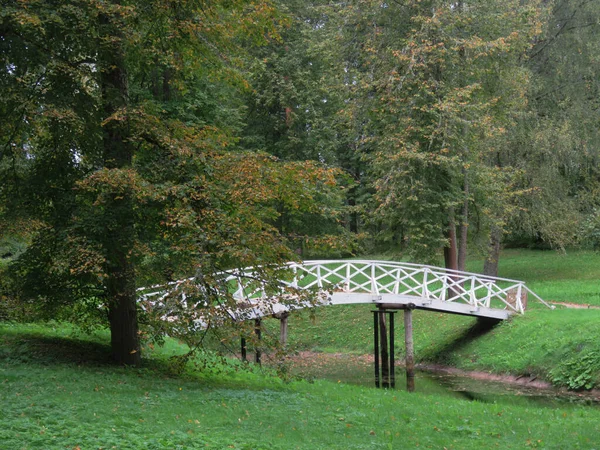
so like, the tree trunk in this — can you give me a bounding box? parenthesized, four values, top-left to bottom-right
(100, 4, 140, 365)
(444, 208, 458, 299)
(457, 168, 469, 272)
(444, 208, 458, 271)
(107, 268, 139, 364)
(483, 225, 502, 277)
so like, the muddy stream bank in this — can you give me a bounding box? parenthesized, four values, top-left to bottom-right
(281, 352, 600, 408)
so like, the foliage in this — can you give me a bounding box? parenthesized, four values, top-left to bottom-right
(580, 208, 600, 250)
(0, 0, 352, 363)
(329, 0, 548, 262)
(550, 350, 600, 391)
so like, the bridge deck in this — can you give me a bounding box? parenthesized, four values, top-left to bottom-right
(330, 293, 511, 320)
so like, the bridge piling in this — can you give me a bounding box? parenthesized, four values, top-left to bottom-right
(379, 311, 389, 388)
(279, 312, 289, 347)
(373, 312, 379, 388)
(254, 319, 262, 365)
(372, 309, 396, 389)
(241, 337, 247, 362)
(404, 307, 415, 392)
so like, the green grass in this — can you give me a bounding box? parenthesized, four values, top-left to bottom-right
(469, 249, 600, 306)
(2, 322, 600, 449)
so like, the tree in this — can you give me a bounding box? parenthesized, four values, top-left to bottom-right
(342, 0, 547, 265)
(1, 0, 346, 364)
(240, 0, 368, 244)
(514, 0, 600, 251)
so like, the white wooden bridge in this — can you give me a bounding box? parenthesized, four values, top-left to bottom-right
(138, 260, 552, 324)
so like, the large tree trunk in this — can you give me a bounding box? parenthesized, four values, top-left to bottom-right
(483, 225, 502, 277)
(457, 168, 469, 272)
(100, 4, 140, 365)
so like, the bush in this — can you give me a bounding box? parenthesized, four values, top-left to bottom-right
(549, 350, 600, 390)
(580, 208, 600, 250)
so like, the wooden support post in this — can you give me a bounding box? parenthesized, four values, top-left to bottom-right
(373, 309, 396, 389)
(379, 311, 389, 388)
(373, 311, 380, 388)
(389, 311, 395, 389)
(254, 318, 262, 365)
(241, 337, 247, 362)
(404, 308, 415, 392)
(279, 312, 289, 347)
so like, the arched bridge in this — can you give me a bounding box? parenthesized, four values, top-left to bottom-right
(139, 260, 552, 323)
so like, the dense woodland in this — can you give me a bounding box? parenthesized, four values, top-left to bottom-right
(2, 0, 600, 363)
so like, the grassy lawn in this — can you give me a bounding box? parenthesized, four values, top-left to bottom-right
(2, 322, 600, 449)
(484, 249, 600, 306)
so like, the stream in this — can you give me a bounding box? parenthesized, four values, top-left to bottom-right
(286, 353, 600, 409)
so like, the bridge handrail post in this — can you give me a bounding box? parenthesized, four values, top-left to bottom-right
(292, 266, 298, 289)
(237, 278, 244, 301)
(422, 268, 429, 298)
(346, 263, 351, 292)
(441, 275, 447, 302)
(470, 276, 476, 307)
(517, 284, 524, 314)
(484, 281, 491, 308)
(371, 263, 378, 295)
(317, 264, 323, 288)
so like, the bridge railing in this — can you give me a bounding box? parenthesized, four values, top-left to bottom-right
(138, 260, 552, 322)
(271, 260, 551, 314)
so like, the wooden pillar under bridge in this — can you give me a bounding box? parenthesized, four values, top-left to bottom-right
(379, 311, 389, 388)
(372, 309, 396, 389)
(404, 306, 415, 392)
(240, 337, 247, 362)
(254, 318, 262, 365)
(373, 311, 380, 388)
(377, 303, 416, 392)
(274, 312, 290, 347)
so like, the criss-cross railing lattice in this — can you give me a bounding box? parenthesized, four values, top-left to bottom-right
(268, 261, 549, 313)
(138, 260, 552, 323)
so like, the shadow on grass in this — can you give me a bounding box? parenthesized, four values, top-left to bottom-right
(0, 331, 115, 367)
(0, 325, 291, 392)
(0, 328, 265, 388)
(424, 318, 500, 364)
(0, 331, 192, 380)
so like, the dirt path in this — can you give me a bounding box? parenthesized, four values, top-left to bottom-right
(550, 301, 600, 310)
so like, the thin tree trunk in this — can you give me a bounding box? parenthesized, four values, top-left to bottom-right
(444, 208, 458, 271)
(444, 208, 458, 299)
(483, 225, 502, 277)
(100, 4, 140, 365)
(457, 167, 469, 272)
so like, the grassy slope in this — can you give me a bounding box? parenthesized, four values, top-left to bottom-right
(280, 249, 600, 388)
(2, 323, 600, 450)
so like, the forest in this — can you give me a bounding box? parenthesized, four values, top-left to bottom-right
(2, 0, 600, 364)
